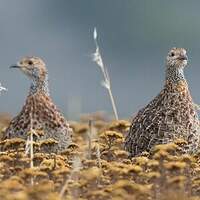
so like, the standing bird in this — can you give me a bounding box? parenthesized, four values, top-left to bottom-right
(125, 48, 199, 157)
(4, 57, 72, 152)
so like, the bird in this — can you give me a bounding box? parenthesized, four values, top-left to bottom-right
(4, 56, 72, 152)
(125, 47, 199, 157)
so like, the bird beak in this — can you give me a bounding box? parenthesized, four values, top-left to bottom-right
(178, 55, 188, 61)
(10, 65, 21, 69)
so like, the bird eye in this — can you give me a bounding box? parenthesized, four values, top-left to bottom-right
(170, 52, 175, 57)
(28, 60, 33, 65)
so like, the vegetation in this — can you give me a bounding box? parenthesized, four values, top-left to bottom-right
(0, 114, 200, 200)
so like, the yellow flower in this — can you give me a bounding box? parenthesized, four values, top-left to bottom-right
(163, 161, 187, 171)
(133, 156, 149, 166)
(153, 143, 178, 153)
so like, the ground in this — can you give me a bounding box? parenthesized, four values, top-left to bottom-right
(0, 113, 200, 200)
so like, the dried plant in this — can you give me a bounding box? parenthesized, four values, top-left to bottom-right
(25, 112, 35, 185)
(87, 120, 92, 159)
(92, 28, 119, 120)
(0, 117, 200, 200)
(96, 143, 102, 169)
(0, 82, 7, 94)
(59, 156, 82, 199)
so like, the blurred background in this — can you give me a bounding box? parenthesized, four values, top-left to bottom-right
(1, 0, 200, 120)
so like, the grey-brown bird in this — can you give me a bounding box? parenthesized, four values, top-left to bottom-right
(4, 57, 72, 152)
(125, 48, 199, 157)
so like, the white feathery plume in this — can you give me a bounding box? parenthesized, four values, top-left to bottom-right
(0, 83, 7, 93)
(92, 27, 119, 120)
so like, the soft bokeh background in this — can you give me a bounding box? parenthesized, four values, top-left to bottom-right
(1, 0, 200, 119)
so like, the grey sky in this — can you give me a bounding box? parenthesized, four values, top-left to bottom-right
(1, 0, 200, 119)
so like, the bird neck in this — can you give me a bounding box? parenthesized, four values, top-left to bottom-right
(29, 74, 49, 96)
(165, 65, 186, 84)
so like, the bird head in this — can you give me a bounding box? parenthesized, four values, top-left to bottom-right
(10, 57, 47, 81)
(166, 48, 188, 68)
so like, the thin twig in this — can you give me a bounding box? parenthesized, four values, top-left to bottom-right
(92, 28, 119, 120)
(29, 113, 34, 185)
(30, 113, 34, 170)
(96, 143, 102, 170)
(25, 112, 35, 185)
(87, 120, 92, 159)
(59, 156, 82, 199)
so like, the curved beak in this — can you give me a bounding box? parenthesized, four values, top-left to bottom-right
(10, 65, 21, 69)
(178, 55, 188, 61)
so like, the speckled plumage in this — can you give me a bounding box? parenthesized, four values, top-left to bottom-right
(4, 57, 72, 152)
(125, 48, 199, 157)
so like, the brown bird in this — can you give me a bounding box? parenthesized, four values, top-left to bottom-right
(4, 57, 72, 152)
(125, 48, 199, 157)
